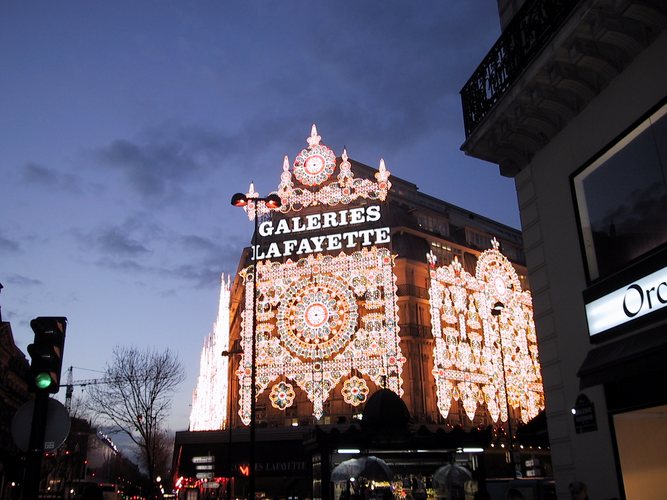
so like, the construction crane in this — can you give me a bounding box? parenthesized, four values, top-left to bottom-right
(62, 366, 110, 413)
(62, 366, 149, 413)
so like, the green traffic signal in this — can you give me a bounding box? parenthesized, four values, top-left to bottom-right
(28, 317, 67, 393)
(34, 372, 54, 390)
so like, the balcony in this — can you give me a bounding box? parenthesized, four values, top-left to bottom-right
(460, 0, 667, 176)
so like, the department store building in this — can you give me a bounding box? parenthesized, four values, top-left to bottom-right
(174, 127, 550, 499)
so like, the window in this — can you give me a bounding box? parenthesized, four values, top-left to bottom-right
(430, 241, 462, 266)
(465, 228, 494, 250)
(417, 213, 450, 237)
(573, 102, 667, 281)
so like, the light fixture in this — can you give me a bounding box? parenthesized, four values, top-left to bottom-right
(492, 299, 517, 478)
(264, 193, 281, 209)
(491, 301, 504, 316)
(231, 188, 282, 500)
(231, 192, 249, 207)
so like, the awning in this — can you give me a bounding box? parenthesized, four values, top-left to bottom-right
(577, 324, 667, 389)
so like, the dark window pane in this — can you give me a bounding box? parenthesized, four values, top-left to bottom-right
(577, 107, 667, 279)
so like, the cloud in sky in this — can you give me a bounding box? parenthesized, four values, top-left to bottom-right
(94, 125, 235, 202)
(0, 0, 515, 432)
(4, 273, 43, 286)
(0, 234, 21, 253)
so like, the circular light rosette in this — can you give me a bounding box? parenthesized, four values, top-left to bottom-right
(277, 275, 358, 360)
(342, 376, 369, 406)
(293, 144, 336, 186)
(269, 381, 296, 410)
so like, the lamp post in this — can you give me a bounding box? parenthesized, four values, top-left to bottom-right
(231, 190, 281, 500)
(222, 347, 243, 500)
(491, 300, 516, 478)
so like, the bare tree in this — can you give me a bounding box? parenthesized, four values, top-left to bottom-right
(85, 346, 185, 491)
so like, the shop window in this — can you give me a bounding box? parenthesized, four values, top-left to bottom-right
(573, 102, 667, 281)
(613, 405, 667, 497)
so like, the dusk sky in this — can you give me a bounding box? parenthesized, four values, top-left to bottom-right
(0, 1, 518, 431)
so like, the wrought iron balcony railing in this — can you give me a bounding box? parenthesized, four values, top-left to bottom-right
(461, 0, 579, 137)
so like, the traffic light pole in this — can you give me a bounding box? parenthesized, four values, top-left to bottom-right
(23, 316, 67, 499)
(24, 390, 49, 499)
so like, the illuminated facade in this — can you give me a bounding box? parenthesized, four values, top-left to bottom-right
(178, 126, 546, 497)
(190, 274, 231, 431)
(428, 240, 543, 426)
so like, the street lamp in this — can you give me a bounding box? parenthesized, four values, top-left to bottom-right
(231, 190, 282, 500)
(221, 347, 243, 500)
(491, 300, 517, 478)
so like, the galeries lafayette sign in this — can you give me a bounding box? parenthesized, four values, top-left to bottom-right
(585, 265, 667, 336)
(252, 204, 390, 259)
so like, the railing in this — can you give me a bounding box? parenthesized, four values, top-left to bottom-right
(461, 0, 579, 137)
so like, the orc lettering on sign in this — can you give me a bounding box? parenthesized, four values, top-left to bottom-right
(585, 265, 667, 336)
(252, 205, 390, 259)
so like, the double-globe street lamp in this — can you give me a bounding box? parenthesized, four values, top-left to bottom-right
(230, 190, 282, 500)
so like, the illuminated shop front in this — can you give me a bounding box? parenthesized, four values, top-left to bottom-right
(175, 126, 550, 499)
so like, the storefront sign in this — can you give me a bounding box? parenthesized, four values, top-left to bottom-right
(255, 460, 306, 472)
(252, 205, 390, 259)
(585, 265, 667, 336)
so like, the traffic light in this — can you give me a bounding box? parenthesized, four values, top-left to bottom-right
(27, 316, 67, 393)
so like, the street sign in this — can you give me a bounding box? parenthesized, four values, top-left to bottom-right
(11, 398, 71, 451)
(573, 393, 597, 433)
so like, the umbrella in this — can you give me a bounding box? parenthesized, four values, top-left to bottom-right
(432, 464, 472, 487)
(356, 456, 393, 482)
(331, 458, 362, 482)
(331, 456, 393, 482)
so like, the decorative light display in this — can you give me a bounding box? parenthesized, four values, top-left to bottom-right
(189, 274, 232, 431)
(428, 239, 544, 424)
(342, 376, 370, 406)
(244, 125, 391, 221)
(232, 126, 404, 424)
(269, 381, 296, 410)
(238, 247, 404, 423)
(292, 125, 337, 186)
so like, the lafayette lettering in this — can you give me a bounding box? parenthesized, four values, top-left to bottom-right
(253, 227, 391, 259)
(255, 461, 306, 472)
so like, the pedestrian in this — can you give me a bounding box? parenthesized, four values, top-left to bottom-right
(569, 481, 589, 500)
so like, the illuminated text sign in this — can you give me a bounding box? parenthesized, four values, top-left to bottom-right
(585, 265, 667, 336)
(253, 204, 390, 259)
